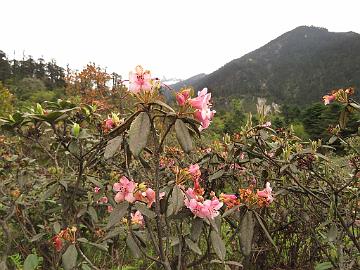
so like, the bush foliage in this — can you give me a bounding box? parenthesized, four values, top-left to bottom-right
(0, 66, 359, 270)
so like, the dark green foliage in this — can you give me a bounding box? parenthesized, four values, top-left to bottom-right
(0, 51, 66, 106)
(187, 26, 360, 106)
(302, 102, 359, 139)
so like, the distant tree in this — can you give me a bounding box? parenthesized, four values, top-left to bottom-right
(223, 98, 246, 134)
(0, 82, 14, 116)
(0, 50, 11, 82)
(281, 104, 301, 125)
(45, 59, 65, 89)
(12, 77, 47, 101)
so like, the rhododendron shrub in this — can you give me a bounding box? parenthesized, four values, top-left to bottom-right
(0, 68, 359, 270)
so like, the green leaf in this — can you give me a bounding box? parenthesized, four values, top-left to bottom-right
(185, 238, 202, 255)
(68, 141, 80, 156)
(128, 112, 151, 157)
(222, 204, 242, 218)
(81, 263, 92, 270)
(254, 211, 277, 251)
(41, 183, 58, 201)
(166, 185, 184, 217)
(150, 100, 175, 112)
(88, 206, 98, 223)
(30, 233, 46, 242)
(211, 260, 243, 267)
(190, 218, 203, 242)
(106, 201, 129, 230)
(239, 211, 254, 256)
(134, 202, 156, 219)
(315, 261, 333, 270)
(104, 136, 122, 159)
(175, 119, 193, 153)
(62, 244, 78, 270)
(72, 123, 80, 138)
(126, 234, 141, 258)
(77, 238, 108, 252)
(208, 169, 224, 182)
(326, 224, 337, 242)
(211, 231, 226, 261)
(23, 254, 39, 270)
(102, 227, 124, 241)
(53, 222, 61, 234)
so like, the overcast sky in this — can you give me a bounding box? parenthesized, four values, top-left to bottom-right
(1, 0, 359, 80)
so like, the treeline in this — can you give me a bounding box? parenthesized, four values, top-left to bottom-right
(210, 98, 359, 141)
(0, 50, 66, 107)
(0, 50, 65, 88)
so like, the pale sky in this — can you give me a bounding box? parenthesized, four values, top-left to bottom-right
(1, 0, 359, 80)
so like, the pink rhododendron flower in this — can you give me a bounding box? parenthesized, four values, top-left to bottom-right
(134, 190, 145, 201)
(229, 163, 242, 170)
(131, 211, 144, 226)
(113, 176, 136, 203)
(98, 196, 108, 204)
(143, 188, 166, 208)
(185, 198, 223, 219)
(257, 182, 274, 206)
(176, 89, 191, 106)
(187, 88, 215, 130)
(188, 164, 201, 180)
(129, 65, 152, 94)
(188, 88, 211, 110)
(103, 118, 115, 132)
(185, 188, 200, 200)
(194, 108, 216, 130)
(323, 94, 336, 105)
(107, 205, 113, 213)
(94, 186, 100, 193)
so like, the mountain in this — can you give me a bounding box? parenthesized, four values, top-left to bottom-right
(182, 26, 360, 106)
(171, 73, 207, 90)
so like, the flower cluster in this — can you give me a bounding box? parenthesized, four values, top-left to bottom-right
(113, 176, 165, 208)
(130, 211, 144, 226)
(122, 210, 145, 227)
(175, 88, 216, 130)
(190, 88, 216, 130)
(219, 193, 240, 209)
(184, 187, 223, 219)
(238, 182, 274, 208)
(129, 65, 152, 93)
(176, 88, 191, 106)
(128, 65, 216, 130)
(323, 87, 355, 105)
(52, 226, 77, 252)
(103, 113, 122, 133)
(159, 156, 175, 169)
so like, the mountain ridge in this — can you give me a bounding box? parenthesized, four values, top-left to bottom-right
(175, 26, 360, 106)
